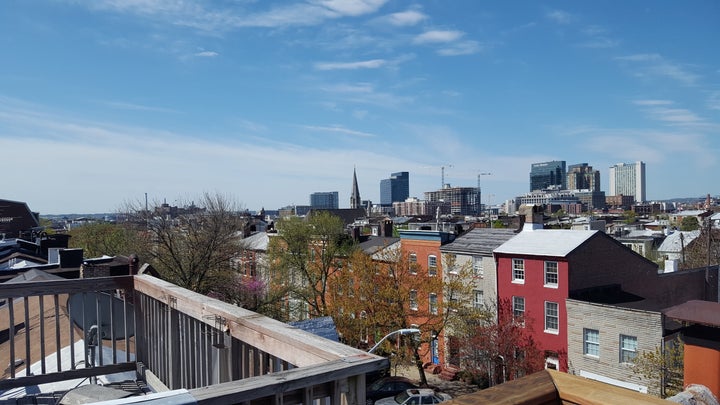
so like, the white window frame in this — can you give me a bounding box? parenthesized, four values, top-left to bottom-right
(544, 301, 559, 334)
(473, 290, 484, 309)
(583, 328, 599, 358)
(428, 255, 438, 276)
(429, 293, 438, 315)
(409, 253, 417, 274)
(620, 334, 637, 363)
(512, 258, 525, 284)
(544, 261, 558, 288)
(512, 296, 525, 319)
(409, 290, 418, 311)
(473, 256, 484, 277)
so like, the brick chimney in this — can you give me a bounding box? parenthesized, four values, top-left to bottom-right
(520, 204, 544, 231)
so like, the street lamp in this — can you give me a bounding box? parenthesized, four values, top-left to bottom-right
(367, 328, 421, 354)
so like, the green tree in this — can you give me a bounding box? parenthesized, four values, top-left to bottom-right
(267, 211, 353, 320)
(680, 216, 700, 231)
(68, 222, 138, 258)
(631, 336, 684, 398)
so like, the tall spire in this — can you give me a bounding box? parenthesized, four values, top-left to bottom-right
(350, 167, 361, 209)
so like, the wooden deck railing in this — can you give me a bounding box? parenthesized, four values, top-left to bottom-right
(1, 275, 387, 404)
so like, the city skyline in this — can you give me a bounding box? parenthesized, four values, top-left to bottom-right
(1, 1, 718, 214)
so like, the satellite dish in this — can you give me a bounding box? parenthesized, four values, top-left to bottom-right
(67, 292, 134, 341)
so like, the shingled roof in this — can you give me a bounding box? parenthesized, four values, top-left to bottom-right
(440, 228, 518, 255)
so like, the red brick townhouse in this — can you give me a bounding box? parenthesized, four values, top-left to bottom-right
(494, 215, 660, 372)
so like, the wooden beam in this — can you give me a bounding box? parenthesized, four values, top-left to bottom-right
(132, 275, 369, 367)
(0, 362, 137, 391)
(0, 276, 134, 299)
(189, 356, 387, 405)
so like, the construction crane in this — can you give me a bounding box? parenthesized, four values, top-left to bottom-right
(441, 164, 454, 189)
(421, 164, 454, 190)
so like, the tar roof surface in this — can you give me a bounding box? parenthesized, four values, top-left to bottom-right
(440, 228, 518, 255)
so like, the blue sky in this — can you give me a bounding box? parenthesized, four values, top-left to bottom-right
(1, 1, 718, 214)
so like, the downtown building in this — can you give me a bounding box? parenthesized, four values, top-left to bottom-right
(425, 185, 479, 216)
(379, 172, 409, 207)
(309, 191, 339, 209)
(609, 161, 646, 203)
(530, 160, 566, 191)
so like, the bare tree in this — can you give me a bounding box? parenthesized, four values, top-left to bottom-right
(123, 192, 247, 295)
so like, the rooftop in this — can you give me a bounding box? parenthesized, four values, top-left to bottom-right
(494, 229, 598, 257)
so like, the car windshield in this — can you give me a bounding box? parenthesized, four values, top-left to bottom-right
(394, 391, 411, 404)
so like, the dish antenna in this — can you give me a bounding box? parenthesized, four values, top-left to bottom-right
(67, 292, 134, 382)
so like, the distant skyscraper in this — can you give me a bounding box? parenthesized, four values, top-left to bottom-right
(310, 191, 339, 209)
(380, 172, 409, 206)
(350, 168, 361, 209)
(567, 163, 600, 192)
(529, 161, 566, 191)
(609, 161, 646, 203)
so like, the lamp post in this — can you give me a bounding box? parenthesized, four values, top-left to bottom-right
(367, 328, 421, 354)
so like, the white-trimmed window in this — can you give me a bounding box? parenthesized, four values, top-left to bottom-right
(428, 255, 438, 276)
(544, 302, 559, 333)
(447, 254, 458, 274)
(473, 256, 483, 277)
(512, 259, 525, 283)
(512, 296, 525, 319)
(473, 290, 484, 309)
(409, 290, 418, 310)
(583, 329, 599, 357)
(429, 293, 438, 315)
(544, 261, 558, 287)
(620, 335, 638, 363)
(409, 253, 417, 274)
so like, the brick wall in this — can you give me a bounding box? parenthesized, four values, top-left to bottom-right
(566, 299, 662, 396)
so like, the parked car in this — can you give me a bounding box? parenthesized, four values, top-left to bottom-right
(365, 376, 418, 405)
(374, 388, 451, 405)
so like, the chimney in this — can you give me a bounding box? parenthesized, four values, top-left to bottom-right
(521, 205, 544, 231)
(382, 219, 394, 237)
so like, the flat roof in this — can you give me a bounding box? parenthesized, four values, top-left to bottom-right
(664, 300, 720, 327)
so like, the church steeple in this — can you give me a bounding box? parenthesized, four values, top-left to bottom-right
(350, 167, 361, 209)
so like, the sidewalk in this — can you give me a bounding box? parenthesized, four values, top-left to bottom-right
(390, 365, 480, 399)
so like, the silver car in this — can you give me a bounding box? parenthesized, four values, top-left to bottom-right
(374, 388, 452, 405)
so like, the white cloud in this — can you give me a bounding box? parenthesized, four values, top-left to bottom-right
(314, 59, 386, 71)
(708, 92, 720, 111)
(633, 99, 707, 126)
(98, 100, 179, 113)
(382, 9, 427, 26)
(193, 50, 218, 57)
(413, 30, 464, 44)
(437, 40, 483, 56)
(616, 54, 699, 86)
(546, 10, 573, 25)
(87, 0, 390, 31)
(301, 124, 376, 137)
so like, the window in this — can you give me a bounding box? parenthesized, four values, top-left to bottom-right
(473, 256, 484, 277)
(409, 290, 418, 310)
(620, 335, 637, 363)
(448, 254, 458, 274)
(583, 329, 599, 357)
(544, 261, 558, 287)
(428, 255, 437, 276)
(512, 296, 525, 319)
(544, 302, 559, 333)
(473, 290, 484, 309)
(429, 293, 438, 315)
(512, 259, 525, 283)
(409, 253, 417, 274)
